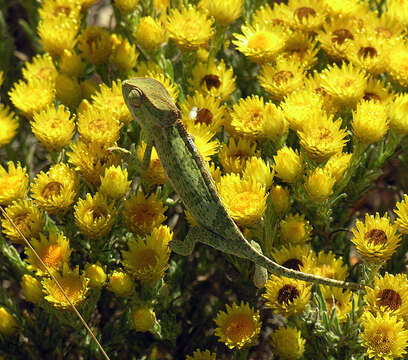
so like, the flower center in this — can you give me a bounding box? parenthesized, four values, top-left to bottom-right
(377, 289, 402, 311)
(295, 7, 316, 21)
(332, 29, 354, 45)
(57, 276, 82, 300)
(225, 314, 255, 343)
(278, 284, 299, 304)
(13, 211, 29, 228)
(247, 32, 272, 51)
(88, 205, 107, 221)
(358, 46, 377, 59)
(282, 258, 303, 271)
(42, 181, 63, 199)
(230, 191, 261, 213)
(201, 74, 221, 90)
(196, 108, 213, 126)
(375, 26, 393, 39)
(131, 204, 157, 226)
(363, 92, 381, 102)
(273, 71, 294, 85)
(365, 229, 387, 245)
(136, 249, 158, 269)
(42, 244, 63, 268)
(371, 328, 393, 354)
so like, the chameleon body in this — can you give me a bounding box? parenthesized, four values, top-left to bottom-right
(122, 78, 362, 290)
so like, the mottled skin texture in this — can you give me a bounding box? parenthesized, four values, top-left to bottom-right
(122, 78, 363, 290)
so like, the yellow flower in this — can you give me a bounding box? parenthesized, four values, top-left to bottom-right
(67, 139, 122, 186)
(8, 78, 55, 119)
(365, 273, 408, 319)
(91, 79, 132, 125)
(84, 263, 107, 288)
(77, 106, 121, 147)
(55, 73, 82, 108)
(345, 34, 386, 75)
(388, 0, 408, 27)
(279, 213, 312, 245)
(110, 34, 139, 72)
(74, 192, 116, 239)
(38, 17, 79, 58)
(31, 163, 78, 214)
(229, 95, 287, 139)
(189, 59, 236, 101)
(131, 306, 156, 332)
(277, 32, 319, 71)
(251, 3, 289, 27)
(133, 60, 163, 77)
(214, 302, 261, 350)
(136, 142, 168, 186)
(25, 231, 72, 275)
(218, 137, 258, 174)
(21, 274, 43, 304)
(0, 162, 29, 206)
(122, 225, 172, 283)
(42, 264, 89, 309)
(360, 311, 408, 360)
(1, 199, 44, 245)
(273, 146, 304, 183)
(217, 174, 267, 227)
(153, 0, 169, 15)
(122, 192, 167, 235)
(352, 100, 389, 144)
(324, 152, 352, 183)
(285, 0, 327, 31)
(269, 185, 291, 215)
(395, 194, 408, 234)
(389, 93, 408, 135)
(134, 16, 167, 52)
(320, 286, 353, 323)
(22, 53, 58, 84)
(31, 104, 75, 152)
(280, 88, 325, 132)
(263, 275, 311, 316)
(186, 349, 216, 360)
(59, 50, 85, 78)
(0, 307, 18, 336)
(232, 23, 290, 63)
(258, 58, 305, 101)
(269, 326, 305, 360)
(114, 0, 139, 14)
(385, 40, 408, 88)
(323, 0, 368, 17)
(107, 270, 135, 297)
(78, 26, 113, 65)
(320, 62, 367, 108)
(272, 244, 315, 271)
(242, 156, 274, 189)
(298, 114, 348, 161)
(166, 5, 214, 51)
(187, 126, 219, 162)
(0, 104, 18, 147)
(199, 0, 243, 26)
(38, 0, 81, 21)
(318, 17, 357, 61)
(351, 213, 401, 264)
(181, 91, 225, 133)
(99, 165, 131, 199)
(302, 250, 349, 281)
(304, 168, 336, 202)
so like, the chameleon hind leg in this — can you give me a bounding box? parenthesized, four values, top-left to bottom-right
(170, 226, 204, 256)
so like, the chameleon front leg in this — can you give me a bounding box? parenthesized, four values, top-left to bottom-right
(141, 138, 154, 171)
(170, 226, 203, 256)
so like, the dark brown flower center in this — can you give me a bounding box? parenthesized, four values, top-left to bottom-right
(365, 229, 387, 245)
(295, 7, 316, 21)
(89, 206, 107, 221)
(377, 288, 402, 310)
(278, 284, 299, 304)
(196, 108, 213, 126)
(332, 29, 354, 45)
(358, 46, 377, 59)
(201, 74, 221, 90)
(363, 92, 381, 102)
(282, 258, 303, 271)
(273, 71, 294, 85)
(42, 181, 63, 198)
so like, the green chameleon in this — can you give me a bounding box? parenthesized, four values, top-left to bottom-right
(122, 77, 362, 291)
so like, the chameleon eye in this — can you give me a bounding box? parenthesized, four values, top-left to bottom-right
(128, 89, 143, 108)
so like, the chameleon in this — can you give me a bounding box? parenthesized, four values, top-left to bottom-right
(122, 77, 363, 291)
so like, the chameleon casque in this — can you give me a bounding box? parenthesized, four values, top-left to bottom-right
(122, 77, 362, 290)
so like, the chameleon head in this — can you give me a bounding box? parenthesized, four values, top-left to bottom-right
(122, 77, 181, 128)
